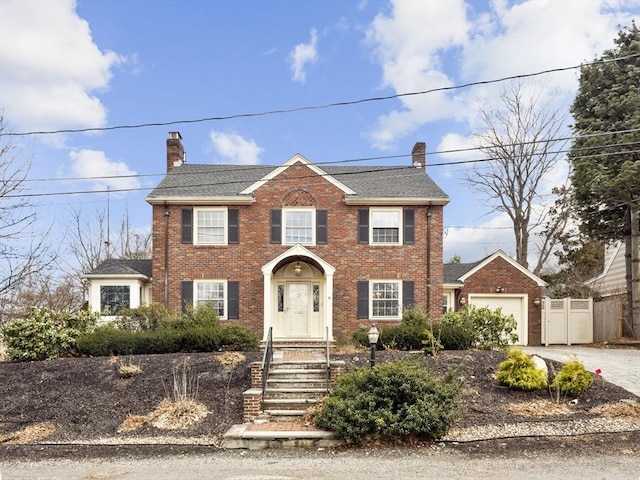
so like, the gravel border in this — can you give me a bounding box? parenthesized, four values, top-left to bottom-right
(442, 417, 640, 442)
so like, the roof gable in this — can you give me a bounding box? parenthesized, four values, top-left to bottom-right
(240, 154, 356, 195)
(454, 250, 546, 287)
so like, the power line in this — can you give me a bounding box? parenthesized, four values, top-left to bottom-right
(13, 127, 640, 185)
(4, 53, 639, 137)
(5, 143, 640, 199)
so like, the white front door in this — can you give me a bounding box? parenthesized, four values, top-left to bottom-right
(286, 282, 311, 337)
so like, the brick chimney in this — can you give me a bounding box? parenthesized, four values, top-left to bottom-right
(412, 142, 426, 170)
(166, 132, 185, 172)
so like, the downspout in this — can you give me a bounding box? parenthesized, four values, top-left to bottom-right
(163, 206, 170, 308)
(426, 206, 432, 314)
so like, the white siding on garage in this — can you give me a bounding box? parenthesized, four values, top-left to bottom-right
(468, 294, 528, 346)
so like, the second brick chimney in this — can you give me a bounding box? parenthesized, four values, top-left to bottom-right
(167, 132, 185, 172)
(412, 142, 426, 170)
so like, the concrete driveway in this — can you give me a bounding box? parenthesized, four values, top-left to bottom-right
(521, 345, 640, 397)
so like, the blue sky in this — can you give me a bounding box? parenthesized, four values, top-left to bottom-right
(1, 0, 638, 272)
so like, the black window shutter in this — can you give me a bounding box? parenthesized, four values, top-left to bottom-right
(357, 281, 369, 319)
(403, 281, 414, 308)
(228, 209, 239, 244)
(181, 281, 193, 313)
(181, 209, 193, 244)
(270, 209, 282, 244)
(316, 209, 327, 244)
(227, 281, 239, 319)
(404, 209, 415, 244)
(358, 209, 369, 244)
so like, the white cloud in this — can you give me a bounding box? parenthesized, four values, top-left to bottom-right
(0, 0, 124, 133)
(70, 149, 140, 191)
(207, 131, 264, 165)
(444, 213, 516, 263)
(289, 28, 319, 83)
(364, 0, 637, 149)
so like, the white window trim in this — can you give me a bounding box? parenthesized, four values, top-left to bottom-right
(370, 208, 402, 245)
(282, 207, 316, 246)
(369, 279, 402, 320)
(194, 279, 228, 320)
(194, 207, 228, 245)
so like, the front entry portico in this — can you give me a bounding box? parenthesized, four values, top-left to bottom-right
(261, 244, 335, 343)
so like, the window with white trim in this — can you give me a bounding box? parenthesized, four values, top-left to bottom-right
(371, 209, 402, 245)
(283, 208, 315, 245)
(195, 280, 227, 318)
(195, 208, 227, 245)
(371, 281, 401, 319)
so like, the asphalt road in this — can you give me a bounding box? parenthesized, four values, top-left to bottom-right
(2, 443, 640, 480)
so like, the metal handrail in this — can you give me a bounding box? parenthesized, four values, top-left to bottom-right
(325, 326, 331, 394)
(261, 327, 273, 409)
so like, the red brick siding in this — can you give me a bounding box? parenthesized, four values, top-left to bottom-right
(151, 163, 445, 336)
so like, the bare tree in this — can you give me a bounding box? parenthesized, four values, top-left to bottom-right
(65, 206, 152, 277)
(466, 81, 568, 273)
(0, 116, 54, 298)
(0, 272, 83, 322)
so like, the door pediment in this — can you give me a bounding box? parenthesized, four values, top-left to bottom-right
(262, 243, 335, 276)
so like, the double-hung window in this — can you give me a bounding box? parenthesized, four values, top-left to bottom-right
(195, 208, 227, 245)
(283, 208, 315, 245)
(371, 209, 401, 244)
(371, 281, 401, 319)
(195, 280, 226, 318)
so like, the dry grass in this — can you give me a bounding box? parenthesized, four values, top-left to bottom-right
(590, 401, 640, 418)
(216, 352, 246, 365)
(0, 422, 56, 444)
(508, 400, 575, 417)
(118, 399, 209, 432)
(118, 360, 142, 378)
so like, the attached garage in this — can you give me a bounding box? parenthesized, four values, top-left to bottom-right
(468, 294, 528, 346)
(443, 251, 546, 346)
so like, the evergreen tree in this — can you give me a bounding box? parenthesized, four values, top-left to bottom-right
(569, 23, 640, 337)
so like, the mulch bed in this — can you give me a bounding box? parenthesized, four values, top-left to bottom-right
(0, 349, 638, 446)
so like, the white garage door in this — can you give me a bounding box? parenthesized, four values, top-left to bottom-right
(468, 294, 528, 346)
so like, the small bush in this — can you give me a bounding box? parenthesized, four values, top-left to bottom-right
(219, 323, 259, 351)
(421, 328, 443, 355)
(433, 323, 474, 350)
(550, 360, 593, 397)
(118, 357, 142, 378)
(0, 308, 99, 361)
(351, 306, 431, 351)
(496, 348, 547, 391)
(115, 304, 177, 331)
(440, 305, 518, 350)
(314, 360, 462, 444)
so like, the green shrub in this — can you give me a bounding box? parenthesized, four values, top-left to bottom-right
(433, 323, 474, 350)
(219, 323, 259, 351)
(177, 303, 221, 330)
(115, 304, 177, 331)
(314, 360, 462, 444)
(0, 308, 99, 361)
(496, 348, 547, 391)
(440, 305, 518, 350)
(351, 306, 431, 351)
(550, 360, 593, 397)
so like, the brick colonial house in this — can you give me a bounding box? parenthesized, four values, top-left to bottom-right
(137, 132, 448, 343)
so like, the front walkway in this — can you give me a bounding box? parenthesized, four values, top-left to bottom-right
(521, 345, 640, 397)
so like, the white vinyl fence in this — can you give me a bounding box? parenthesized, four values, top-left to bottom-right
(541, 297, 593, 345)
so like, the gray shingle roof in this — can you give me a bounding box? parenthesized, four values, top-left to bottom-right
(86, 259, 152, 277)
(443, 261, 482, 284)
(146, 163, 448, 201)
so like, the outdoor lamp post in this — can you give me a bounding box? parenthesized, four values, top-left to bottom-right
(368, 325, 379, 368)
